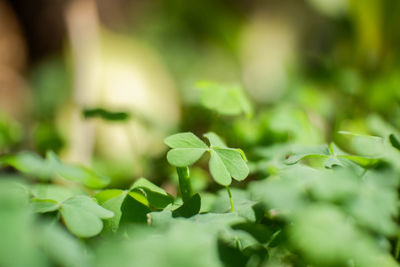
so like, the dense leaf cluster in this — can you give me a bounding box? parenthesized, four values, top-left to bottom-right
(1, 81, 400, 267)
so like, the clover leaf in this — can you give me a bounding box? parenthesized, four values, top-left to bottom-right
(285, 143, 380, 168)
(60, 196, 114, 237)
(32, 195, 113, 238)
(95, 178, 174, 231)
(0, 151, 110, 189)
(165, 132, 249, 186)
(165, 132, 208, 167)
(196, 81, 253, 117)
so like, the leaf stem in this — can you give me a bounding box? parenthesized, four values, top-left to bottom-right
(226, 186, 234, 212)
(176, 167, 193, 203)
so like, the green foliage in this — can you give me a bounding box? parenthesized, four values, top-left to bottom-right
(196, 81, 253, 117)
(0, 113, 22, 151)
(82, 108, 130, 122)
(4, 0, 400, 265)
(2, 77, 400, 267)
(165, 132, 249, 186)
(390, 134, 400, 150)
(3, 112, 400, 267)
(59, 196, 114, 237)
(285, 142, 380, 168)
(0, 151, 110, 188)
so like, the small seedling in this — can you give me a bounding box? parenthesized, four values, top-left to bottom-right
(164, 132, 249, 211)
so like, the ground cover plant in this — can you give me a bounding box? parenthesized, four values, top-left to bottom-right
(3, 1, 400, 266)
(1, 80, 400, 267)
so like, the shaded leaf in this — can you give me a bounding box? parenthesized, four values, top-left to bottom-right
(389, 134, 400, 150)
(82, 108, 130, 121)
(131, 178, 174, 209)
(120, 193, 151, 224)
(173, 193, 201, 218)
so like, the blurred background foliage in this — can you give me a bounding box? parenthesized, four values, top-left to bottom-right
(2, 1, 400, 267)
(0, 0, 400, 188)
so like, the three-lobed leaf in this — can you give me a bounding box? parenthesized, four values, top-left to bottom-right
(60, 196, 114, 238)
(32, 194, 114, 238)
(165, 132, 249, 186)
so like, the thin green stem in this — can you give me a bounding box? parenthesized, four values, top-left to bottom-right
(176, 167, 193, 203)
(226, 186, 234, 212)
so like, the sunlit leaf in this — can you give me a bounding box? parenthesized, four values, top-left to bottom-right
(165, 132, 249, 186)
(196, 81, 253, 117)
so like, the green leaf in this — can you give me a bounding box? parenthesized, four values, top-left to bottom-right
(0, 180, 47, 267)
(94, 178, 173, 231)
(172, 193, 201, 218)
(0, 151, 110, 188)
(285, 143, 380, 168)
(345, 171, 399, 236)
(46, 151, 110, 189)
(196, 81, 253, 117)
(166, 149, 207, 167)
(31, 199, 59, 213)
(0, 112, 22, 150)
(214, 148, 249, 181)
(164, 132, 208, 149)
(389, 134, 400, 150)
(289, 204, 398, 267)
(209, 150, 232, 186)
(82, 108, 130, 121)
(165, 132, 208, 167)
(0, 152, 53, 180)
(339, 155, 380, 168)
(165, 132, 249, 186)
(284, 145, 330, 165)
(338, 131, 385, 156)
(211, 188, 263, 222)
(203, 132, 227, 147)
(204, 133, 249, 182)
(96, 220, 221, 267)
(31, 184, 81, 203)
(39, 221, 89, 267)
(232, 223, 273, 244)
(249, 165, 316, 215)
(95, 189, 127, 232)
(120, 193, 151, 224)
(130, 178, 174, 209)
(60, 196, 114, 238)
